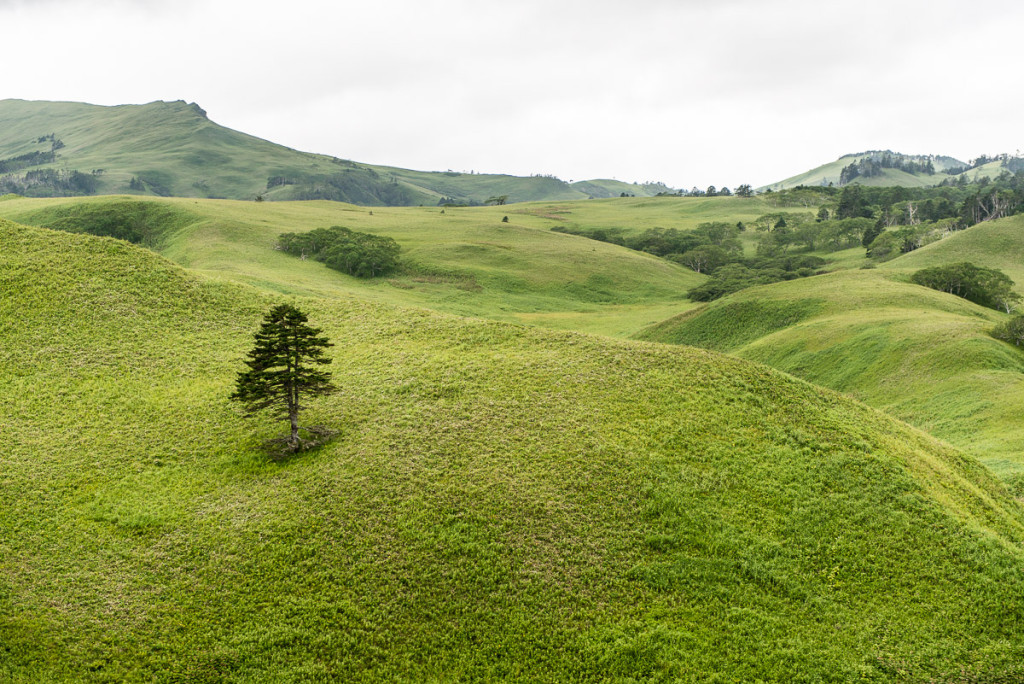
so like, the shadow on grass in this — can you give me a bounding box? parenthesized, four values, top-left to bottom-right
(263, 425, 339, 462)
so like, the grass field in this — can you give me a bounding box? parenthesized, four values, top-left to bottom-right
(639, 268, 1024, 480)
(882, 213, 1024, 288)
(4, 220, 1024, 681)
(0, 194, 759, 337)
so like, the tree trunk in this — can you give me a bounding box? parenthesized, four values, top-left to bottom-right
(289, 407, 299, 449)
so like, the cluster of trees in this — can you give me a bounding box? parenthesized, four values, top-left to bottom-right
(552, 220, 825, 301)
(768, 174, 1024, 262)
(0, 150, 56, 174)
(993, 315, 1024, 348)
(0, 168, 98, 197)
(686, 255, 826, 301)
(278, 225, 401, 278)
(652, 184, 753, 198)
(910, 262, 1019, 312)
(551, 223, 740, 258)
(839, 152, 936, 185)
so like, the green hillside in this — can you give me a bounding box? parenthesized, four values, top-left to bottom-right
(4, 220, 1024, 681)
(639, 269, 1024, 478)
(0, 195, 706, 337)
(884, 213, 1024, 287)
(764, 152, 966, 191)
(0, 100, 681, 206)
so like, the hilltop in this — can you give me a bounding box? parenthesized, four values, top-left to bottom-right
(762, 151, 967, 191)
(0, 99, 680, 205)
(4, 219, 1024, 680)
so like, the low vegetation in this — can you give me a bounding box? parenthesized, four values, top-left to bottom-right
(5, 221, 1024, 681)
(278, 225, 402, 278)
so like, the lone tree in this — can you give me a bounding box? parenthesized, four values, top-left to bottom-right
(231, 304, 337, 451)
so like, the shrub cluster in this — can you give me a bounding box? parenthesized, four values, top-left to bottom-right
(686, 255, 826, 302)
(278, 225, 401, 278)
(910, 262, 1019, 312)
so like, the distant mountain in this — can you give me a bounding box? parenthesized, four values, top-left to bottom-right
(0, 99, 680, 205)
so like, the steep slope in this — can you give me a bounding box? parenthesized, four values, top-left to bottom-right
(639, 269, 1024, 478)
(3, 220, 1024, 681)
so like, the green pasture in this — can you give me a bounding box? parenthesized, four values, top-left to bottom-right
(0, 195, 744, 336)
(640, 269, 1024, 478)
(883, 213, 1024, 289)
(3, 221, 1024, 681)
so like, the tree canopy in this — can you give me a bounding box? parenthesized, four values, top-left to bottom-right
(231, 304, 337, 452)
(910, 262, 1019, 312)
(278, 225, 401, 277)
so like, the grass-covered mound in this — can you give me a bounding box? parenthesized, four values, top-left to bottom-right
(3, 221, 1024, 681)
(883, 213, 1024, 288)
(0, 195, 704, 337)
(639, 269, 1024, 478)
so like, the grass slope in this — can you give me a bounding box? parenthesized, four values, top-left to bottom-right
(4, 221, 1024, 681)
(0, 100, 680, 206)
(882, 213, 1024, 289)
(639, 269, 1024, 478)
(763, 153, 966, 191)
(0, 195, 704, 338)
(0, 99, 424, 204)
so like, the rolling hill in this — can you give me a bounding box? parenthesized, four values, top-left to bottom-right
(4, 219, 1024, 681)
(0, 194, 709, 338)
(762, 151, 967, 191)
(638, 268, 1024, 481)
(0, 99, 680, 206)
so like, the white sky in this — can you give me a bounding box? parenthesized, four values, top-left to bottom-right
(1, 0, 1022, 189)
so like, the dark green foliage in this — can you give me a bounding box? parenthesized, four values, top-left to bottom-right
(669, 244, 733, 274)
(278, 225, 401, 278)
(231, 304, 336, 449)
(992, 315, 1024, 347)
(839, 151, 935, 185)
(835, 185, 874, 219)
(0, 149, 56, 174)
(687, 256, 824, 302)
(911, 262, 1019, 312)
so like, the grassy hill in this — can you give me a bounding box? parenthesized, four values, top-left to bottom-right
(4, 219, 1024, 681)
(0, 100, 680, 206)
(763, 152, 966, 191)
(0, 194, 709, 338)
(639, 269, 1024, 480)
(883, 213, 1024, 287)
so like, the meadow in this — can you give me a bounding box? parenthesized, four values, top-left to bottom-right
(4, 219, 1024, 681)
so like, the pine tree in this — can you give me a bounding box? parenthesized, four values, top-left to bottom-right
(231, 304, 336, 450)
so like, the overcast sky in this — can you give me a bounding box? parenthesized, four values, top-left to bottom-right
(2, 0, 1022, 188)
